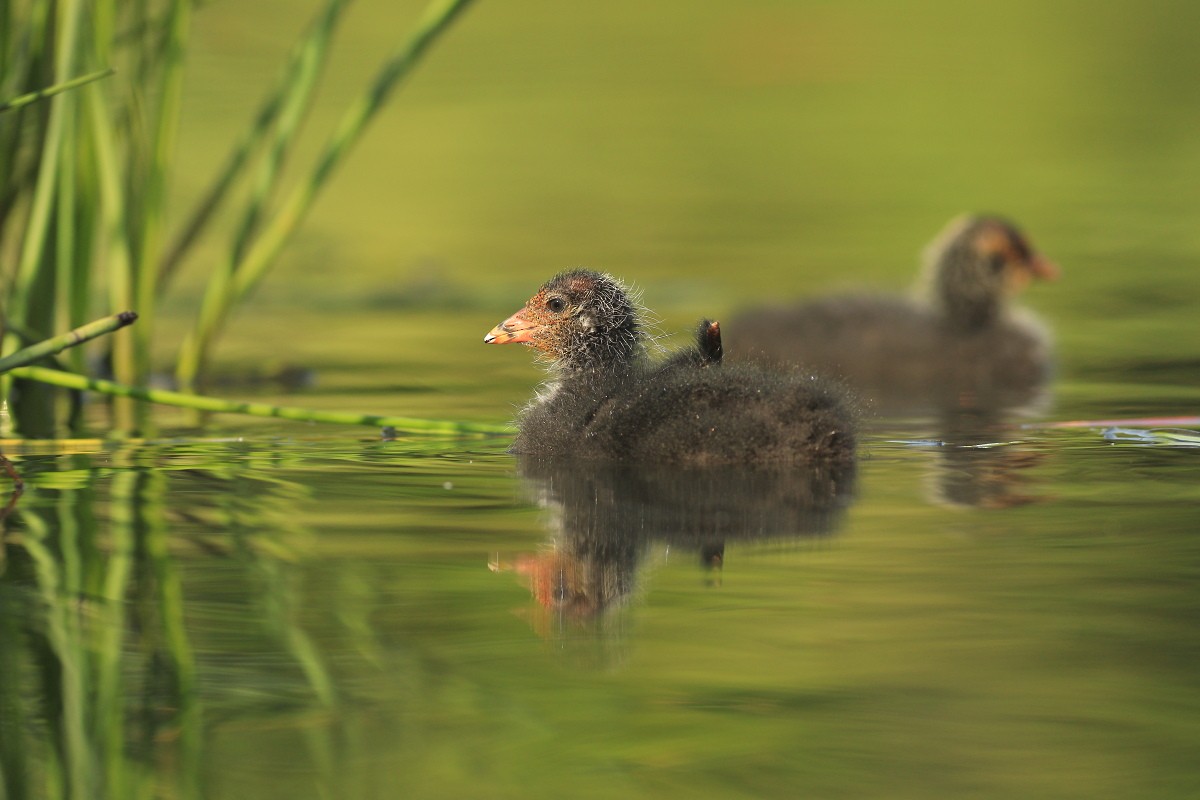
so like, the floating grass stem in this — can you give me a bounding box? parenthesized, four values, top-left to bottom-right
(11, 366, 513, 435)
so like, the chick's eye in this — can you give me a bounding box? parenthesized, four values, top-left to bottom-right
(546, 297, 567, 313)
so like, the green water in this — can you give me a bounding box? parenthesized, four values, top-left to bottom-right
(5, 0, 1200, 797)
(3, 428, 1199, 798)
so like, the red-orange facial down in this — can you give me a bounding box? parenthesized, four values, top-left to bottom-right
(971, 221, 1061, 294)
(482, 270, 641, 373)
(484, 283, 571, 355)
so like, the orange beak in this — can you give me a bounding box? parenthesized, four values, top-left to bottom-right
(484, 307, 539, 344)
(1027, 253, 1061, 281)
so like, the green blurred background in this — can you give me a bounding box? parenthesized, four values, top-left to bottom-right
(155, 0, 1198, 426)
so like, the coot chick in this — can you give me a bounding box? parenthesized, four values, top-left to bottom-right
(485, 270, 856, 465)
(728, 215, 1059, 414)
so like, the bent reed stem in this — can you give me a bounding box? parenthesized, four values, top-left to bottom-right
(0, 312, 138, 374)
(0, 67, 114, 113)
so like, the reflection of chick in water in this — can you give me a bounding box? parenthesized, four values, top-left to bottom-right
(926, 408, 1047, 509)
(494, 457, 857, 626)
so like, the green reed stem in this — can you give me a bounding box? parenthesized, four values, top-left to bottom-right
(0, 312, 138, 374)
(0, 0, 89, 437)
(0, 67, 114, 113)
(157, 0, 353, 290)
(175, 0, 476, 393)
(233, 0, 351, 266)
(0, 0, 54, 241)
(127, 0, 191, 401)
(86, 54, 139, 430)
(7, 13, 72, 328)
(11, 365, 513, 434)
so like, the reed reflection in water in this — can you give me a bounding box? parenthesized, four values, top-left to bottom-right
(0, 445, 337, 800)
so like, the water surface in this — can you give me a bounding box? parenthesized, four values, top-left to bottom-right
(6, 0, 1200, 796)
(3, 408, 1198, 798)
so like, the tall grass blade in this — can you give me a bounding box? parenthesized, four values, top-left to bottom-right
(125, 0, 192, 409)
(157, 0, 353, 290)
(232, 0, 353, 266)
(2, 0, 88, 437)
(85, 56, 140, 430)
(0, 0, 55, 242)
(175, 0, 477, 392)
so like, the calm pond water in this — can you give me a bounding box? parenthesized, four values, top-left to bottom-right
(6, 0, 1200, 796)
(3, 404, 1199, 799)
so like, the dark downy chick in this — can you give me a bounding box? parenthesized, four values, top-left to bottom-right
(728, 215, 1059, 414)
(486, 270, 856, 465)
